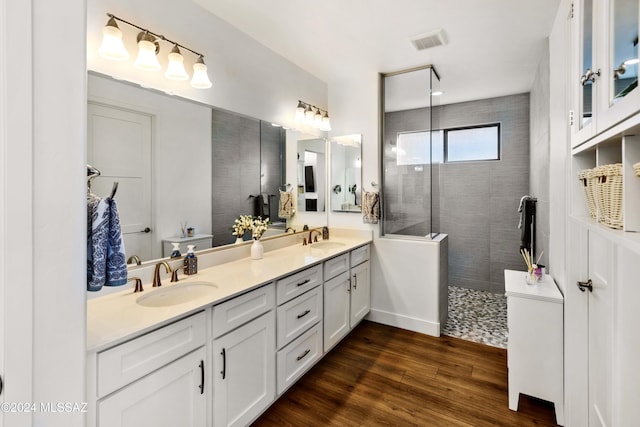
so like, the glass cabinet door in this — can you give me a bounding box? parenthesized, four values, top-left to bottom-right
(610, 0, 638, 105)
(581, 0, 596, 129)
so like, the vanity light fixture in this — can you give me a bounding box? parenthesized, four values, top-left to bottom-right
(98, 17, 130, 61)
(165, 45, 189, 80)
(98, 13, 212, 89)
(295, 100, 331, 131)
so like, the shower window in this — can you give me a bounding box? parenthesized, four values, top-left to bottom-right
(445, 124, 500, 162)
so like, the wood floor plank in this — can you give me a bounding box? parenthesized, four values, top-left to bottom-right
(254, 320, 558, 426)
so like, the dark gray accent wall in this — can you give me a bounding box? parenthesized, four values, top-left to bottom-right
(437, 93, 530, 293)
(211, 109, 261, 246)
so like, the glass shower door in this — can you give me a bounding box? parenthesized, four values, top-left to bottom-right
(381, 65, 441, 238)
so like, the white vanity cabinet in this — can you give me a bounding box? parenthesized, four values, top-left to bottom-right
(323, 245, 371, 352)
(211, 283, 276, 427)
(88, 312, 207, 427)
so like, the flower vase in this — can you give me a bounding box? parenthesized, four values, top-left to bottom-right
(235, 237, 244, 244)
(251, 239, 264, 260)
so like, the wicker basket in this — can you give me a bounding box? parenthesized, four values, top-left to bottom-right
(578, 168, 598, 219)
(597, 163, 623, 229)
(634, 162, 640, 178)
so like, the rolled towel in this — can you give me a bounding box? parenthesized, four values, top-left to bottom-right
(362, 191, 380, 224)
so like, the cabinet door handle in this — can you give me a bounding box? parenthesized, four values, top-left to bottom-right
(580, 68, 601, 86)
(577, 279, 593, 292)
(297, 279, 311, 287)
(353, 273, 358, 289)
(220, 348, 226, 380)
(0, 374, 3, 396)
(296, 349, 311, 361)
(199, 360, 205, 394)
(347, 278, 351, 293)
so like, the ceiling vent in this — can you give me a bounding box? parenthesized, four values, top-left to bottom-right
(410, 29, 446, 51)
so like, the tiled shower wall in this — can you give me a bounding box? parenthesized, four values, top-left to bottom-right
(436, 94, 530, 293)
(385, 93, 530, 292)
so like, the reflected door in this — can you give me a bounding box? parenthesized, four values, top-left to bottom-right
(87, 103, 153, 261)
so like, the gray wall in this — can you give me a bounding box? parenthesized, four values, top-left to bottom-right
(436, 93, 530, 293)
(211, 109, 261, 246)
(530, 44, 551, 271)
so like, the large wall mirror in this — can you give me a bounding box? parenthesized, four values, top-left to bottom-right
(87, 71, 290, 265)
(330, 134, 362, 213)
(296, 136, 326, 212)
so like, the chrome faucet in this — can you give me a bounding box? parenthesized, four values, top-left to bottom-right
(127, 255, 142, 266)
(153, 261, 172, 287)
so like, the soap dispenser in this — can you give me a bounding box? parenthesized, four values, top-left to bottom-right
(184, 245, 198, 275)
(170, 242, 181, 258)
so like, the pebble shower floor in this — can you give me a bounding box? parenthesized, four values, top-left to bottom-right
(442, 286, 508, 349)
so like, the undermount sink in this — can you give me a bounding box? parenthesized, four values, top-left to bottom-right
(309, 241, 346, 250)
(136, 281, 218, 308)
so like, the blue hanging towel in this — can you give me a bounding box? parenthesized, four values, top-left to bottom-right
(87, 194, 127, 291)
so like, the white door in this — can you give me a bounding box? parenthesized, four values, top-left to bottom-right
(87, 103, 153, 262)
(588, 231, 614, 427)
(213, 311, 275, 427)
(323, 271, 351, 352)
(350, 261, 371, 327)
(98, 347, 207, 427)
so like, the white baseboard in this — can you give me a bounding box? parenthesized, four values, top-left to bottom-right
(366, 309, 440, 337)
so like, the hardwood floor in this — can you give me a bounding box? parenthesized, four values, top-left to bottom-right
(254, 321, 558, 427)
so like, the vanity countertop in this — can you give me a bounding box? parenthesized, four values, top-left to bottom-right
(87, 235, 372, 353)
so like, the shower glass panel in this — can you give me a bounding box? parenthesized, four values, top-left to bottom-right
(381, 65, 440, 239)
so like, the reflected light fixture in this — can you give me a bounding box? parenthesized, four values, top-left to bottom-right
(98, 13, 212, 89)
(98, 17, 130, 60)
(165, 45, 189, 80)
(295, 100, 331, 131)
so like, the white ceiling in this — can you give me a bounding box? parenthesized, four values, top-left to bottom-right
(193, 0, 561, 106)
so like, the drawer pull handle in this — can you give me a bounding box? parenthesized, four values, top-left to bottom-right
(297, 309, 311, 319)
(353, 273, 358, 289)
(577, 279, 593, 292)
(297, 279, 311, 287)
(296, 349, 311, 361)
(220, 348, 226, 380)
(199, 360, 205, 394)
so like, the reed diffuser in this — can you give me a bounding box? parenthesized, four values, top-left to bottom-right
(521, 248, 543, 284)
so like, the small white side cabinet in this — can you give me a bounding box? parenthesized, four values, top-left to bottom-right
(504, 269, 564, 426)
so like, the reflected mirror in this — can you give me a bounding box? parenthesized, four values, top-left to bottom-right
(87, 72, 288, 265)
(297, 136, 326, 212)
(330, 135, 362, 213)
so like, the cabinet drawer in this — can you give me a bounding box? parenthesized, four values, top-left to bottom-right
(276, 265, 322, 305)
(97, 311, 206, 398)
(324, 253, 349, 280)
(277, 322, 322, 395)
(212, 283, 275, 338)
(350, 245, 370, 267)
(276, 286, 323, 349)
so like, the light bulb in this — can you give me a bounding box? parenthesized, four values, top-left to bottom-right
(313, 109, 323, 128)
(134, 32, 161, 71)
(165, 45, 189, 80)
(191, 56, 212, 89)
(295, 101, 305, 121)
(98, 17, 130, 61)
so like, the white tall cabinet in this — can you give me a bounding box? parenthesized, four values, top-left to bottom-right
(567, 0, 640, 424)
